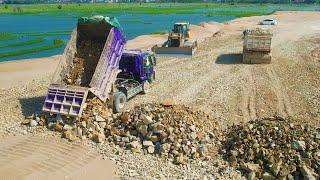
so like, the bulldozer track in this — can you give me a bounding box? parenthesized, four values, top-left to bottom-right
(174, 68, 225, 102)
(266, 66, 293, 117)
(0, 135, 115, 180)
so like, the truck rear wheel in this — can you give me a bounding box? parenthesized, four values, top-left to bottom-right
(113, 92, 126, 113)
(142, 81, 150, 94)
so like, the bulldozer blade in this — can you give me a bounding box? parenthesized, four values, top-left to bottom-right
(153, 46, 196, 57)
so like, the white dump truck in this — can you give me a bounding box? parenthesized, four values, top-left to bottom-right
(243, 28, 273, 64)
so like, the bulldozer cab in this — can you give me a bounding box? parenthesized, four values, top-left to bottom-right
(173, 23, 189, 38)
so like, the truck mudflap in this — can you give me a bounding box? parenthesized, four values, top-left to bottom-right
(42, 84, 89, 117)
(153, 39, 197, 57)
(89, 27, 127, 102)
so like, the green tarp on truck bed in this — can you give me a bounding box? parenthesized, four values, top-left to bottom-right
(78, 15, 121, 29)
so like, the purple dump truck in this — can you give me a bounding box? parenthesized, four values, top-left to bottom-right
(42, 16, 156, 118)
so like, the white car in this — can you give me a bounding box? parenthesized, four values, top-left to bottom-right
(259, 19, 277, 25)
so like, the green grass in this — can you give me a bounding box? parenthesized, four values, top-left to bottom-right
(207, 11, 268, 17)
(0, 3, 318, 18)
(0, 38, 45, 48)
(150, 30, 168, 35)
(0, 33, 18, 41)
(123, 19, 152, 24)
(0, 38, 64, 58)
(10, 31, 72, 36)
(0, 3, 293, 16)
(0, 3, 220, 15)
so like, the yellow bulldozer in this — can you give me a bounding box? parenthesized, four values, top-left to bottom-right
(153, 22, 197, 57)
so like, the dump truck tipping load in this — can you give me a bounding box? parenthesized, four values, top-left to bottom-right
(43, 16, 126, 117)
(43, 16, 156, 118)
(242, 28, 273, 64)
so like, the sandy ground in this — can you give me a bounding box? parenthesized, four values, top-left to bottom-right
(0, 55, 61, 89)
(0, 135, 115, 180)
(0, 11, 320, 179)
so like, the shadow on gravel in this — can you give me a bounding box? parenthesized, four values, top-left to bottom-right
(19, 96, 45, 117)
(215, 53, 243, 64)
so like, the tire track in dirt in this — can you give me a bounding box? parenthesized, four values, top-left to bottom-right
(240, 66, 257, 121)
(157, 35, 239, 74)
(266, 66, 293, 117)
(174, 64, 244, 105)
(160, 43, 240, 103)
(150, 48, 226, 100)
(0, 135, 115, 180)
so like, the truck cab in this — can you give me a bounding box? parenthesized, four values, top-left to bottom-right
(112, 50, 156, 113)
(118, 50, 156, 83)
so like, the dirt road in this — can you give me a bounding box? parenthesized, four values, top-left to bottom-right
(129, 11, 320, 128)
(0, 55, 61, 89)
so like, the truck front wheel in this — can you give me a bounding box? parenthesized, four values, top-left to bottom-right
(113, 92, 126, 113)
(142, 81, 150, 94)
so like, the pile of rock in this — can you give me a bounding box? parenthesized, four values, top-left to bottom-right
(244, 28, 272, 36)
(65, 40, 104, 87)
(222, 116, 320, 180)
(102, 102, 217, 164)
(23, 98, 218, 164)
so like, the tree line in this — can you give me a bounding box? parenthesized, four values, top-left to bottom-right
(3, 0, 320, 4)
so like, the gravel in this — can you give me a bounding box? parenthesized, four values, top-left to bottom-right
(222, 116, 320, 179)
(91, 141, 244, 180)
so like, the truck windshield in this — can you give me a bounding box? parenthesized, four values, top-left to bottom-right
(120, 57, 135, 67)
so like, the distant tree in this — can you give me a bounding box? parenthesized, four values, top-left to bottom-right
(57, 5, 62, 9)
(4, 5, 8, 9)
